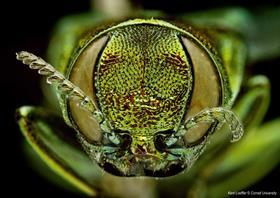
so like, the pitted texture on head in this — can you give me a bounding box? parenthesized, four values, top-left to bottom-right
(96, 24, 192, 134)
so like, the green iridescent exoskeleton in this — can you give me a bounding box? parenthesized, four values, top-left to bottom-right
(16, 2, 280, 198)
(99, 25, 192, 133)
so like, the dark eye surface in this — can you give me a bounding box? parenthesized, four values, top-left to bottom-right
(113, 130, 132, 149)
(68, 36, 109, 142)
(154, 130, 175, 151)
(119, 133, 132, 149)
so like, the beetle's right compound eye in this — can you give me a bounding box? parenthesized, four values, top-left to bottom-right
(68, 36, 109, 143)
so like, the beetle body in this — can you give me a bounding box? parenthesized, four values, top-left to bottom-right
(45, 19, 244, 176)
(16, 4, 280, 197)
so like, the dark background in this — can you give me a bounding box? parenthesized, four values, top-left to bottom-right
(1, 0, 279, 197)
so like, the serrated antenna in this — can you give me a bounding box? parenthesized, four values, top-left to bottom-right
(16, 51, 100, 119)
(184, 107, 244, 142)
(165, 107, 244, 147)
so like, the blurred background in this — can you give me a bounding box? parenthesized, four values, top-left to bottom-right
(1, 0, 279, 197)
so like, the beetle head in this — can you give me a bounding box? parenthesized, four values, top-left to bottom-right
(66, 19, 222, 177)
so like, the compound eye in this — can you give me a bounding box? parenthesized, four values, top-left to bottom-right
(181, 36, 222, 145)
(68, 36, 109, 143)
(184, 122, 211, 145)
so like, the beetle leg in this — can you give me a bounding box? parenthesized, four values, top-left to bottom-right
(187, 118, 280, 198)
(16, 106, 102, 196)
(233, 75, 270, 132)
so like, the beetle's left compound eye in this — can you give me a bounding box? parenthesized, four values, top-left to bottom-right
(183, 122, 211, 145)
(68, 36, 109, 143)
(180, 36, 221, 145)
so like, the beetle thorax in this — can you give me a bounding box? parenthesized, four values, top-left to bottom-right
(96, 25, 193, 134)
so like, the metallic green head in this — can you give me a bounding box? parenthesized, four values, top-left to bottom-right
(98, 24, 192, 135)
(67, 19, 223, 177)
